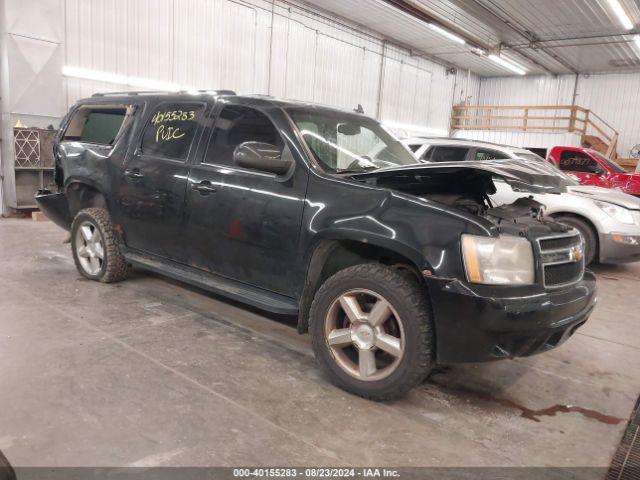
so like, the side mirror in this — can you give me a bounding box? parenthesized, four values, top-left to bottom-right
(233, 142, 292, 175)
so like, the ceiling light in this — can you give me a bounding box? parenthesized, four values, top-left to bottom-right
(607, 0, 634, 30)
(62, 66, 194, 91)
(488, 54, 527, 75)
(428, 23, 466, 45)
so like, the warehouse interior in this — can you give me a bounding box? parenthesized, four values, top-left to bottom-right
(1, 0, 640, 478)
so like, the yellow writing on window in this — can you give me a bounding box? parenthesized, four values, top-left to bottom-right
(156, 125, 186, 142)
(151, 110, 196, 125)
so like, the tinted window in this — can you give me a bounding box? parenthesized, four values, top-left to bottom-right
(204, 105, 283, 166)
(407, 144, 422, 153)
(140, 102, 205, 160)
(474, 149, 510, 160)
(558, 150, 601, 174)
(81, 111, 126, 144)
(62, 106, 128, 146)
(429, 146, 469, 162)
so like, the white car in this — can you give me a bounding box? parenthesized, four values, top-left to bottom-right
(402, 137, 640, 265)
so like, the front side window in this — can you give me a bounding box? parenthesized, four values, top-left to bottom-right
(559, 150, 601, 174)
(140, 102, 205, 160)
(287, 108, 416, 173)
(429, 146, 469, 162)
(592, 151, 626, 173)
(62, 105, 129, 146)
(204, 105, 283, 166)
(474, 149, 510, 160)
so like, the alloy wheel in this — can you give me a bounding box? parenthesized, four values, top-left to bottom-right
(75, 220, 105, 276)
(324, 288, 405, 381)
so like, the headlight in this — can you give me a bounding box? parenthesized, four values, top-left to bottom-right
(594, 200, 635, 225)
(461, 234, 535, 285)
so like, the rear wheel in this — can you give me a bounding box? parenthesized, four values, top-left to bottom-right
(71, 208, 130, 283)
(309, 264, 434, 401)
(554, 215, 597, 265)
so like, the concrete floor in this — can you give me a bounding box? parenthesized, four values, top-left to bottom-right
(0, 217, 638, 469)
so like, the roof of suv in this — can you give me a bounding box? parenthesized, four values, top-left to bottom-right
(402, 137, 535, 156)
(81, 90, 367, 116)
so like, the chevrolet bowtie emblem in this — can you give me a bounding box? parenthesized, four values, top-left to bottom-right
(569, 245, 583, 263)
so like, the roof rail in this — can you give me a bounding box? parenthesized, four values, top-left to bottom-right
(92, 89, 236, 97)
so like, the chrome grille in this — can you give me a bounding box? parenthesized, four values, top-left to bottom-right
(537, 231, 585, 289)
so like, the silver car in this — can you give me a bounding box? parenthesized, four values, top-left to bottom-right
(402, 137, 640, 264)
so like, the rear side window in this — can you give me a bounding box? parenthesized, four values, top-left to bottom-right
(558, 150, 600, 174)
(427, 146, 469, 162)
(474, 149, 510, 160)
(62, 106, 128, 146)
(204, 105, 283, 166)
(140, 102, 205, 160)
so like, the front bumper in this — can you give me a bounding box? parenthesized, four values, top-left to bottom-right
(34, 190, 72, 230)
(426, 271, 597, 364)
(599, 232, 640, 263)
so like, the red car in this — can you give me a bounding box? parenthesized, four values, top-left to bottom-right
(548, 146, 640, 197)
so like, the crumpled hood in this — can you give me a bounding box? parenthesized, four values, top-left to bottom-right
(350, 159, 568, 194)
(568, 184, 640, 210)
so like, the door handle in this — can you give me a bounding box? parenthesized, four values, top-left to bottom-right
(192, 181, 217, 195)
(124, 168, 144, 179)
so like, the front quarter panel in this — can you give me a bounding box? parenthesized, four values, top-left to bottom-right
(300, 173, 496, 280)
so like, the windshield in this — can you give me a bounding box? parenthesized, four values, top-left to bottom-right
(592, 151, 627, 174)
(287, 108, 417, 173)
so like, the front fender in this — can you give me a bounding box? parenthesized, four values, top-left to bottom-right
(305, 227, 428, 272)
(302, 175, 493, 279)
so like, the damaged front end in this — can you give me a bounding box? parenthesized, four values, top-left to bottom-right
(348, 160, 597, 363)
(350, 159, 572, 236)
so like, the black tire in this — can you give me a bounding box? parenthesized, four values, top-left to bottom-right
(554, 215, 598, 265)
(71, 208, 131, 283)
(309, 264, 434, 401)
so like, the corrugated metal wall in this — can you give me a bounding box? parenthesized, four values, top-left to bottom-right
(477, 73, 640, 158)
(63, 0, 480, 134)
(576, 73, 640, 157)
(478, 76, 575, 106)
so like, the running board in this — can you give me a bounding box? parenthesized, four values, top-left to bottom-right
(125, 251, 299, 315)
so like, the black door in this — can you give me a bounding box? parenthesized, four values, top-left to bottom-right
(118, 101, 207, 261)
(184, 104, 308, 296)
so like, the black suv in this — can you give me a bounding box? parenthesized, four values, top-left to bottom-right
(37, 91, 597, 400)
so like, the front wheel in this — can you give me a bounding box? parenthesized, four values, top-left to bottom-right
(71, 208, 131, 283)
(309, 264, 434, 401)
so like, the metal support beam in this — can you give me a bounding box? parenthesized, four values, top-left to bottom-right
(383, 0, 558, 76)
(468, 0, 578, 74)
